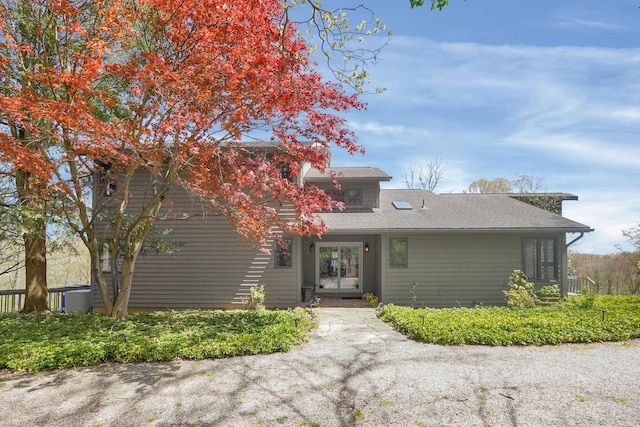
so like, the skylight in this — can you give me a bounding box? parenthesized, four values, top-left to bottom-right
(392, 201, 412, 210)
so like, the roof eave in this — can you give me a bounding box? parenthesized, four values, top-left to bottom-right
(322, 227, 595, 234)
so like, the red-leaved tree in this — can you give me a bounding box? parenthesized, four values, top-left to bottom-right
(1, 0, 365, 317)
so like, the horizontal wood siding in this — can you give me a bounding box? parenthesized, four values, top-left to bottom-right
(92, 174, 298, 310)
(382, 233, 522, 307)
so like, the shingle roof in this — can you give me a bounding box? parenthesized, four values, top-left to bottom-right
(304, 167, 392, 181)
(319, 189, 593, 233)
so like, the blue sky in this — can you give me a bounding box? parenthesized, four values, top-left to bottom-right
(318, 0, 640, 254)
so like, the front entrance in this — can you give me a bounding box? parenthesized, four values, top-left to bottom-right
(316, 242, 362, 293)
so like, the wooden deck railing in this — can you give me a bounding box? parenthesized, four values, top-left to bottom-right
(566, 276, 596, 295)
(0, 284, 90, 313)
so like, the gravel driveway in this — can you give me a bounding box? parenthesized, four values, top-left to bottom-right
(1, 307, 639, 426)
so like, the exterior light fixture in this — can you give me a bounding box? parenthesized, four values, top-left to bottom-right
(364, 242, 370, 253)
(310, 242, 315, 252)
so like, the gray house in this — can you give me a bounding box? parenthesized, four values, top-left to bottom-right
(92, 165, 593, 310)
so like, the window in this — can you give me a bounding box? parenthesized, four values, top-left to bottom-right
(346, 190, 363, 205)
(103, 178, 116, 196)
(390, 238, 408, 268)
(522, 237, 557, 280)
(100, 242, 111, 272)
(328, 190, 362, 205)
(328, 190, 344, 203)
(97, 160, 116, 196)
(279, 163, 294, 182)
(275, 239, 292, 268)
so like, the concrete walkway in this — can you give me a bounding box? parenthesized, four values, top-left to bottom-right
(1, 307, 639, 426)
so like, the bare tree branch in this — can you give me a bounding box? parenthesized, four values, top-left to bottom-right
(403, 159, 446, 192)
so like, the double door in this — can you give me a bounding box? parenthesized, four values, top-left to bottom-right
(317, 243, 362, 292)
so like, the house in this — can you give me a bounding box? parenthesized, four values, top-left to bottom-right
(91, 164, 593, 310)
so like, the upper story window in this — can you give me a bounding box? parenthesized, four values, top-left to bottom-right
(328, 190, 362, 206)
(522, 237, 557, 280)
(279, 163, 294, 182)
(279, 162, 293, 182)
(96, 160, 116, 196)
(346, 190, 362, 205)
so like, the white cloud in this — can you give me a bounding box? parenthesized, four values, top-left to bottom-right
(506, 132, 640, 169)
(554, 17, 625, 31)
(349, 120, 430, 138)
(608, 108, 640, 122)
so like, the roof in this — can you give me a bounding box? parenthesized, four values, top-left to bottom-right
(304, 167, 392, 182)
(318, 189, 593, 233)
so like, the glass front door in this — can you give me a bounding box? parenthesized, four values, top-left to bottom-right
(317, 243, 362, 292)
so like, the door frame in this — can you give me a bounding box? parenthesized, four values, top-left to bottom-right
(315, 242, 363, 293)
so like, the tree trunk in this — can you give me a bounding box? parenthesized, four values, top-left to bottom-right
(16, 169, 50, 314)
(110, 253, 139, 318)
(21, 227, 49, 313)
(90, 245, 114, 315)
(12, 124, 50, 314)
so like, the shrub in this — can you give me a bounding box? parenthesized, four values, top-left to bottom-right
(571, 286, 597, 309)
(0, 309, 312, 372)
(250, 284, 266, 311)
(504, 270, 537, 309)
(377, 295, 640, 346)
(538, 284, 561, 299)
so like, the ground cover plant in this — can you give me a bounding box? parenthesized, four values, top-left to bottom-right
(0, 309, 312, 372)
(377, 295, 640, 346)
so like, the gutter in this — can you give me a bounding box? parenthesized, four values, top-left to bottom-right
(566, 232, 586, 248)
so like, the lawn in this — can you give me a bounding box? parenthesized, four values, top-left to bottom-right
(0, 309, 312, 372)
(377, 294, 640, 346)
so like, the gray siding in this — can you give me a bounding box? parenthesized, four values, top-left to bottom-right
(381, 233, 527, 307)
(92, 173, 299, 310)
(92, 168, 575, 310)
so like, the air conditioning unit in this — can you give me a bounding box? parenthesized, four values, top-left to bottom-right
(66, 290, 92, 313)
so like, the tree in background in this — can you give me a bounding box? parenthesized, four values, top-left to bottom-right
(403, 158, 446, 192)
(467, 177, 513, 194)
(0, 171, 22, 284)
(570, 221, 640, 295)
(619, 221, 640, 294)
(0, 0, 81, 312)
(465, 175, 566, 214)
(0, 0, 382, 317)
(570, 251, 639, 295)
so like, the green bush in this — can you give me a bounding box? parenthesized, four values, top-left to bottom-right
(377, 295, 640, 346)
(504, 270, 537, 309)
(250, 284, 266, 311)
(538, 284, 561, 299)
(0, 309, 312, 372)
(572, 286, 597, 309)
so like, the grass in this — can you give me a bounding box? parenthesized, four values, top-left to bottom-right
(0, 309, 312, 372)
(377, 295, 640, 346)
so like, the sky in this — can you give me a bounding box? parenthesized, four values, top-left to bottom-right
(312, 0, 640, 255)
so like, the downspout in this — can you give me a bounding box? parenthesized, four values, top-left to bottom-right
(566, 232, 585, 248)
(564, 232, 585, 296)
